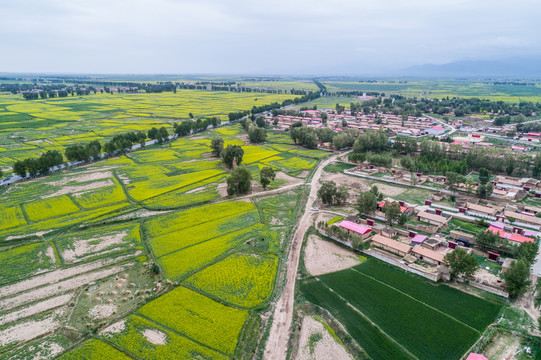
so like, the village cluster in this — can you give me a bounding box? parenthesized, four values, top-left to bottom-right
(318, 170, 541, 297)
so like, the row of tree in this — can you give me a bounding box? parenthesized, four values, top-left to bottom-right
(228, 92, 321, 121)
(12, 150, 64, 177)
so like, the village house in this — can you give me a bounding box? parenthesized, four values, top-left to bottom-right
(338, 220, 372, 240)
(503, 210, 541, 229)
(486, 225, 535, 244)
(370, 234, 411, 257)
(466, 203, 498, 218)
(417, 210, 449, 226)
(411, 245, 446, 266)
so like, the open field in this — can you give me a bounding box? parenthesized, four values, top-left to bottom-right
(0, 86, 326, 359)
(320, 79, 541, 103)
(300, 259, 503, 360)
(0, 90, 294, 170)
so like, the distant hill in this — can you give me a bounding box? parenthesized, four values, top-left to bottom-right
(401, 58, 541, 78)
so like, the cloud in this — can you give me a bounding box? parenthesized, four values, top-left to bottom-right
(0, 0, 540, 74)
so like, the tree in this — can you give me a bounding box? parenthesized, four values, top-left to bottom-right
(479, 168, 490, 184)
(504, 259, 531, 298)
(317, 181, 348, 205)
(517, 241, 539, 265)
(65, 144, 87, 162)
(0, 168, 2, 178)
(398, 211, 408, 225)
(485, 182, 494, 198)
(260, 166, 275, 189)
(222, 145, 244, 168)
(226, 165, 252, 195)
(355, 190, 378, 216)
(477, 184, 487, 199)
(255, 116, 266, 128)
(248, 126, 267, 143)
(13, 161, 26, 177)
(147, 127, 159, 140)
(342, 119, 348, 127)
(382, 201, 401, 224)
(157, 127, 169, 143)
(444, 248, 479, 280)
(465, 179, 476, 195)
(85, 140, 102, 159)
(318, 181, 338, 205)
(211, 137, 224, 157)
(476, 230, 500, 250)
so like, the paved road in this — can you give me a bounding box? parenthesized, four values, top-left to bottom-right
(263, 153, 339, 360)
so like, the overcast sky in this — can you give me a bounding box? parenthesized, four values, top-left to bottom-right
(1, 0, 540, 75)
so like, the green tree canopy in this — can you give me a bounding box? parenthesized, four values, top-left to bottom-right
(259, 167, 276, 189)
(504, 259, 531, 298)
(444, 248, 479, 280)
(222, 145, 244, 168)
(211, 137, 224, 157)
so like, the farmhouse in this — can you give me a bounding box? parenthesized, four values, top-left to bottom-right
(370, 234, 411, 257)
(486, 226, 535, 244)
(466, 203, 498, 218)
(503, 210, 541, 228)
(338, 220, 372, 239)
(411, 245, 446, 266)
(417, 211, 449, 226)
(466, 354, 488, 360)
(411, 234, 428, 245)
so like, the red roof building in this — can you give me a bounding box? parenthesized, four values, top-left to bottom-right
(466, 354, 488, 360)
(487, 226, 535, 244)
(338, 220, 372, 239)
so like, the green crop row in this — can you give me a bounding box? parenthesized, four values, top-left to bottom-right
(352, 260, 502, 331)
(319, 269, 480, 360)
(300, 278, 411, 360)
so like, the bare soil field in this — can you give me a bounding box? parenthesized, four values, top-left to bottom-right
(296, 316, 352, 360)
(303, 235, 360, 276)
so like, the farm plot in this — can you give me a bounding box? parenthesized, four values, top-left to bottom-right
(0, 90, 295, 168)
(142, 185, 220, 210)
(301, 259, 503, 360)
(184, 252, 279, 308)
(23, 195, 80, 222)
(144, 201, 255, 238)
(0, 206, 26, 231)
(256, 189, 301, 226)
(138, 285, 249, 355)
(72, 178, 127, 209)
(0, 333, 73, 360)
(99, 315, 228, 360)
(300, 278, 410, 360)
(55, 223, 142, 264)
(0, 242, 58, 285)
(57, 338, 132, 360)
(157, 224, 266, 281)
(352, 261, 502, 331)
(149, 210, 260, 258)
(0, 203, 132, 241)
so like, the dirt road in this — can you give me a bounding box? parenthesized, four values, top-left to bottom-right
(263, 153, 339, 360)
